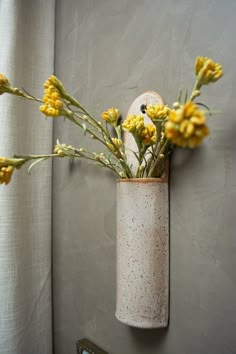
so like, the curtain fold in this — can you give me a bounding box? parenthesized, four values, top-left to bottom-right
(0, 1, 55, 353)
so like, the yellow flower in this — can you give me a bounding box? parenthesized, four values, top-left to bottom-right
(0, 157, 25, 168)
(101, 108, 121, 126)
(54, 145, 66, 157)
(0, 157, 8, 167)
(0, 73, 11, 95)
(122, 115, 144, 134)
(141, 124, 156, 146)
(111, 138, 123, 149)
(0, 165, 14, 185)
(146, 104, 170, 120)
(45, 75, 65, 92)
(107, 138, 123, 152)
(40, 76, 65, 117)
(107, 138, 123, 158)
(0, 74, 9, 85)
(195, 56, 223, 85)
(165, 101, 209, 148)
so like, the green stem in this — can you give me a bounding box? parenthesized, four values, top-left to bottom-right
(14, 153, 57, 160)
(61, 94, 134, 178)
(10, 88, 43, 103)
(189, 78, 202, 101)
(74, 152, 121, 178)
(66, 112, 133, 178)
(148, 139, 169, 177)
(135, 145, 148, 178)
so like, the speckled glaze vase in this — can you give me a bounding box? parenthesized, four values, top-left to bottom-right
(116, 178, 169, 328)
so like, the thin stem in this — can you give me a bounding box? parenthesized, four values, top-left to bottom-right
(148, 139, 169, 177)
(14, 153, 57, 159)
(189, 78, 202, 101)
(73, 152, 121, 178)
(10, 88, 43, 103)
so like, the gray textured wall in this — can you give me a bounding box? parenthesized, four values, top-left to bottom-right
(53, 1, 236, 353)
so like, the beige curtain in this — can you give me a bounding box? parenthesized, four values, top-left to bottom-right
(0, 1, 55, 353)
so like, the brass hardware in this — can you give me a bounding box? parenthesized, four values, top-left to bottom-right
(76, 338, 109, 354)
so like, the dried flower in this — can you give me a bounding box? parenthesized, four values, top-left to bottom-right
(107, 138, 123, 155)
(122, 115, 144, 134)
(111, 138, 123, 149)
(165, 102, 209, 148)
(195, 56, 223, 86)
(141, 124, 156, 146)
(46, 75, 65, 93)
(0, 165, 14, 185)
(0, 74, 9, 86)
(0, 73, 11, 95)
(101, 108, 121, 126)
(0, 55, 224, 181)
(40, 76, 65, 117)
(145, 104, 170, 120)
(54, 142, 76, 157)
(54, 145, 66, 157)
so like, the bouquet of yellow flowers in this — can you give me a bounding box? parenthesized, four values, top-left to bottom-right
(0, 56, 223, 184)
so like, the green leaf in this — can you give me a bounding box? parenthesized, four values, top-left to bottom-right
(195, 102, 212, 116)
(28, 157, 48, 174)
(82, 123, 87, 135)
(184, 88, 188, 103)
(177, 89, 183, 103)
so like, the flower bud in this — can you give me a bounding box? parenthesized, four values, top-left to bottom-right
(173, 102, 180, 109)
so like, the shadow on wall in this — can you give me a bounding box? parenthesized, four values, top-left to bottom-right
(129, 326, 169, 351)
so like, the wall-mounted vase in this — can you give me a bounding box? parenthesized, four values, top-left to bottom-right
(116, 178, 169, 328)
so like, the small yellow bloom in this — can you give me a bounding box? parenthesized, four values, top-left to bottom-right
(146, 104, 170, 120)
(44, 75, 65, 92)
(165, 102, 209, 148)
(101, 108, 121, 126)
(0, 157, 25, 169)
(0, 165, 14, 185)
(111, 138, 123, 149)
(0, 73, 11, 95)
(53, 145, 65, 157)
(40, 76, 65, 117)
(107, 138, 123, 158)
(195, 56, 223, 85)
(0, 74, 9, 86)
(122, 115, 144, 134)
(107, 138, 123, 152)
(0, 157, 8, 167)
(141, 124, 156, 146)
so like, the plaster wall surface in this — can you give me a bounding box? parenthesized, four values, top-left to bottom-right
(53, 1, 236, 353)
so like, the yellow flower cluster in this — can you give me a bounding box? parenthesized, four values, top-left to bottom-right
(145, 104, 170, 120)
(101, 108, 121, 126)
(122, 115, 156, 146)
(107, 138, 123, 152)
(0, 74, 9, 85)
(165, 102, 209, 148)
(40, 76, 64, 117)
(122, 114, 144, 134)
(141, 124, 156, 145)
(111, 138, 123, 149)
(0, 73, 11, 95)
(54, 144, 66, 157)
(195, 56, 223, 86)
(0, 165, 14, 185)
(0, 157, 26, 184)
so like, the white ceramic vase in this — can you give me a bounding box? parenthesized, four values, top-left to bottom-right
(116, 178, 169, 328)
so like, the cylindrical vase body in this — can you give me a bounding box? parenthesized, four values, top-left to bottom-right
(116, 178, 169, 328)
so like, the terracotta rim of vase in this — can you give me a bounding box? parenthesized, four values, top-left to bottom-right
(117, 177, 168, 183)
